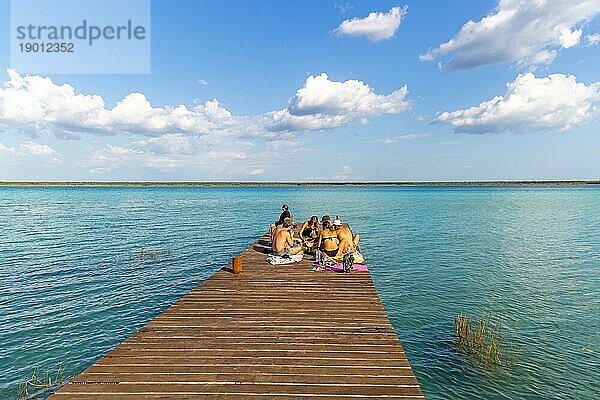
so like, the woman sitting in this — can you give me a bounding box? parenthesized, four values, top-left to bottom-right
(299, 216, 319, 240)
(299, 216, 319, 254)
(317, 220, 339, 258)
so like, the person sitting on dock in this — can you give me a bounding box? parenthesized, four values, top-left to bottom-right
(277, 204, 291, 225)
(270, 204, 291, 241)
(333, 218, 360, 257)
(299, 216, 319, 241)
(272, 219, 302, 257)
(316, 220, 339, 258)
(271, 215, 292, 244)
(320, 215, 331, 230)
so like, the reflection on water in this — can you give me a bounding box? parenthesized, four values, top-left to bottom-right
(0, 186, 598, 399)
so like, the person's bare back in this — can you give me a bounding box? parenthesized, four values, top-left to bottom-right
(336, 225, 353, 244)
(273, 228, 292, 253)
(272, 223, 302, 256)
(333, 219, 360, 256)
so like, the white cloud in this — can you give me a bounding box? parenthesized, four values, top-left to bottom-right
(1, 140, 56, 156)
(0, 144, 18, 160)
(89, 144, 141, 164)
(586, 32, 600, 45)
(205, 150, 246, 160)
(0, 69, 409, 140)
(0, 69, 236, 138)
(368, 133, 432, 144)
(332, 165, 361, 181)
(436, 73, 600, 134)
(288, 73, 408, 115)
(142, 134, 196, 154)
(334, 5, 407, 41)
(268, 73, 410, 131)
(268, 110, 351, 132)
(197, 79, 208, 86)
(88, 144, 180, 172)
(266, 139, 302, 152)
(246, 168, 266, 175)
(435, 140, 462, 146)
(335, 2, 354, 14)
(89, 167, 111, 175)
(19, 141, 56, 156)
(108, 94, 234, 135)
(143, 156, 180, 170)
(420, 0, 600, 70)
(0, 140, 60, 165)
(87, 133, 255, 173)
(291, 147, 317, 154)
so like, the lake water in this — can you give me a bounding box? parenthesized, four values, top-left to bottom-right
(0, 185, 598, 399)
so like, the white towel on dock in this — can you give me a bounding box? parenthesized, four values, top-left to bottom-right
(267, 253, 303, 265)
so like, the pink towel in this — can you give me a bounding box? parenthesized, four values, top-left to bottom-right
(312, 262, 369, 272)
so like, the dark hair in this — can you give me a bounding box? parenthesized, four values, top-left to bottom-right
(282, 204, 288, 211)
(322, 220, 332, 229)
(310, 216, 318, 223)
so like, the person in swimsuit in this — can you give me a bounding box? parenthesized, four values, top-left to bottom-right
(271, 216, 294, 245)
(299, 216, 319, 242)
(317, 220, 339, 257)
(333, 218, 360, 257)
(272, 219, 302, 256)
(299, 216, 319, 254)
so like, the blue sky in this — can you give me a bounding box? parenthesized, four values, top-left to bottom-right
(0, 0, 599, 181)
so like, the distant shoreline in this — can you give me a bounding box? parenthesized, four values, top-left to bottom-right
(0, 180, 598, 187)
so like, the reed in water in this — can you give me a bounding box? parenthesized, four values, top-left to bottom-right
(17, 364, 74, 398)
(455, 312, 522, 367)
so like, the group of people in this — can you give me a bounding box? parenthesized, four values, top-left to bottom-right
(270, 204, 360, 259)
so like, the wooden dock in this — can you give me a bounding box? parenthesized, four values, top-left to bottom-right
(51, 232, 423, 399)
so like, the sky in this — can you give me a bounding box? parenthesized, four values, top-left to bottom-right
(0, 0, 599, 182)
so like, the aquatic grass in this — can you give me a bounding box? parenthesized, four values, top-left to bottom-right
(16, 364, 73, 398)
(454, 312, 522, 368)
(135, 244, 173, 261)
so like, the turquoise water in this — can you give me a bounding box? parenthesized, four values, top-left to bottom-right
(0, 185, 598, 399)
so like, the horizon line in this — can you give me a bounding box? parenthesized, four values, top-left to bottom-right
(1, 180, 599, 187)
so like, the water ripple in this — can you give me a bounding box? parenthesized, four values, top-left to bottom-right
(0, 186, 598, 400)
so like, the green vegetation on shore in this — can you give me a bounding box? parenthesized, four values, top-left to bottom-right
(0, 180, 598, 187)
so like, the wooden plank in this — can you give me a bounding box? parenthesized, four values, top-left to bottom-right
(52, 382, 425, 397)
(70, 373, 419, 385)
(82, 365, 419, 376)
(50, 232, 423, 399)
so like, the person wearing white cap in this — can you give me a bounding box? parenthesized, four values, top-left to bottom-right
(334, 218, 360, 257)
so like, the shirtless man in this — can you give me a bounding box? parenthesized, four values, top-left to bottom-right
(272, 219, 302, 256)
(270, 204, 291, 241)
(333, 218, 360, 256)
